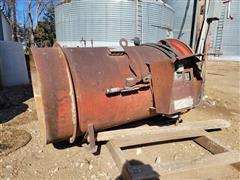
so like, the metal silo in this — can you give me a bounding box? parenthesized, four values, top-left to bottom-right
(55, 0, 174, 47)
(206, 0, 240, 60)
(220, 0, 240, 58)
(142, 0, 174, 42)
(164, 0, 240, 60)
(163, 0, 195, 45)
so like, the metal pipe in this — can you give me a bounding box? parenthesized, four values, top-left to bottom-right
(190, 0, 198, 48)
(178, 0, 191, 40)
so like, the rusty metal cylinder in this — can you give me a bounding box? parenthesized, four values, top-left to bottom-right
(30, 39, 203, 144)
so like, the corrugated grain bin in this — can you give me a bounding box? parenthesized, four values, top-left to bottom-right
(55, 0, 174, 47)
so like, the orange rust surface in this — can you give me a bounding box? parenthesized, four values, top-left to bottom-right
(30, 40, 203, 143)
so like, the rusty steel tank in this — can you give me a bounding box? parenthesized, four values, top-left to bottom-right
(30, 39, 204, 144)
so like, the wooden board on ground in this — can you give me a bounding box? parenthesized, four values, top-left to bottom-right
(103, 119, 240, 180)
(97, 119, 230, 142)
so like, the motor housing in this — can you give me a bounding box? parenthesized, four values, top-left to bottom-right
(30, 39, 204, 144)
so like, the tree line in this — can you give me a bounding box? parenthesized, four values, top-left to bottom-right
(0, 0, 58, 50)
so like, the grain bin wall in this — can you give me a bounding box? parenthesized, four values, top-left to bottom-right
(142, 1, 174, 42)
(163, 0, 195, 45)
(165, 0, 240, 60)
(55, 0, 174, 47)
(220, 0, 240, 58)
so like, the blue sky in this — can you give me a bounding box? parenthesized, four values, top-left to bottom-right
(16, 0, 58, 26)
(16, 1, 28, 25)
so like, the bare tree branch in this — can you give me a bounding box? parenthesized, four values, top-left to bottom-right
(10, 0, 18, 41)
(26, 0, 52, 47)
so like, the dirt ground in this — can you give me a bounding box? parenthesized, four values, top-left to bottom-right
(0, 60, 239, 179)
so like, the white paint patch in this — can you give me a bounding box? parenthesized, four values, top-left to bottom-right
(174, 96, 193, 110)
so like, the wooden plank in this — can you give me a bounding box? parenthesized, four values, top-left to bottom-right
(106, 140, 126, 170)
(115, 129, 204, 147)
(194, 133, 240, 171)
(106, 141, 160, 179)
(154, 151, 240, 175)
(194, 134, 229, 154)
(161, 165, 239, 180)
(104, 119, 239, 179)
(97, 119, 230, 142)
(106, 141, 141, 180)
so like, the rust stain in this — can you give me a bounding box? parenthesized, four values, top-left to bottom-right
(30, 39, 204, 144)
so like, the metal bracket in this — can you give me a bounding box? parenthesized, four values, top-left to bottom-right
(149, 61, 174, 114)
(87, 124, 98, 154)
(108, 46, 125, 56)
(105, 83, 150, 95)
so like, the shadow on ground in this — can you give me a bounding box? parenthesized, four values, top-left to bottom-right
(116, 159, 159, 180)
(52, 115, 180, 151)
(0, 85, 33, 124)
(0, 128, 32, 156)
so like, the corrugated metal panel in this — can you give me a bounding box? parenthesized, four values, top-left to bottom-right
(221, 0, 240, 57)
(208, 0, 223, 53)
(55, 0, 174, 46)
(142, 1, 174, 42)
(164, 0, 194, 45)
(165, 0, 239, 58)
